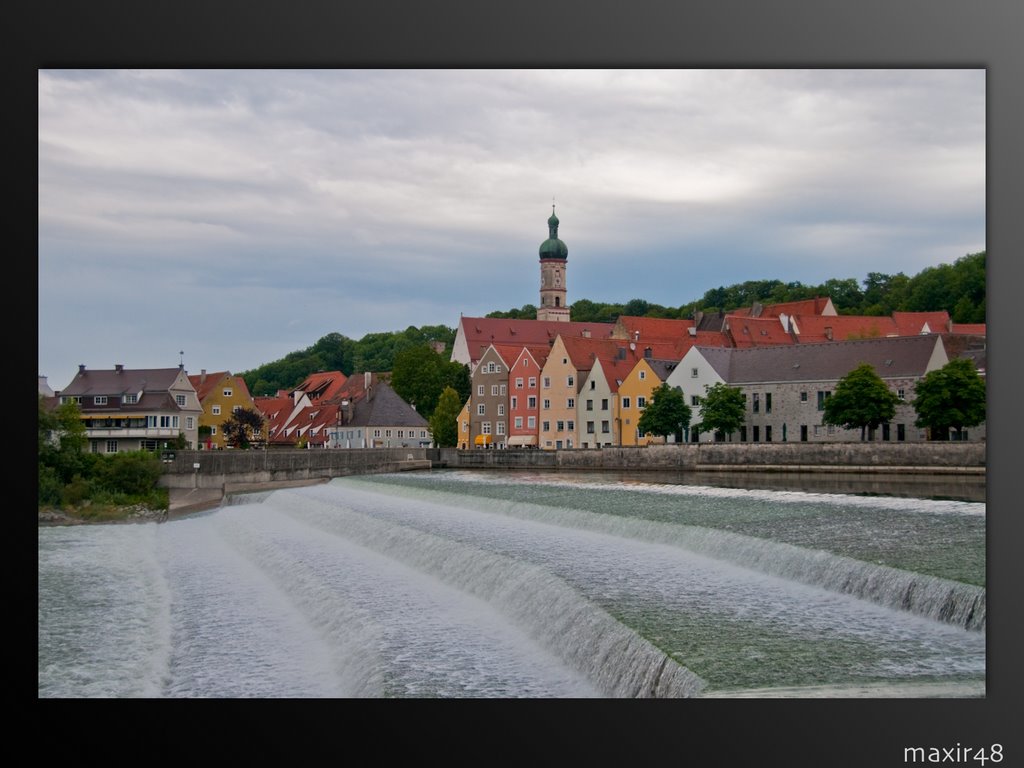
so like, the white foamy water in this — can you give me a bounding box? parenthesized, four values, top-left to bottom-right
(39, 472, 984, 698)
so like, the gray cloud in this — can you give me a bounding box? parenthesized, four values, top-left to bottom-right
(38, 69, 985, 390)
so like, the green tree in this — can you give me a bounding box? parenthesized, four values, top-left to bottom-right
(391, 345, 468, 417)
(636, 384, 692, 442)
(822, 363, 900, 440)
(693, 383, 746, 441)
(429, 386, 463, 447)
(221, 407, 266, 449)
(912, 358, 986, 440)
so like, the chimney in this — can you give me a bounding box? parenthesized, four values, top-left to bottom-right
(824, 326, 833, 341)
(115, 364, 123, 373)
(582, 328, 591, 338)
(634, 331, 640, 342)
(200, 369, 207, 384)
(79, 364, 86, 374)
(644, 347, 652, 359)
(364, 371, 371, 391)
(693, 310, 704, 328)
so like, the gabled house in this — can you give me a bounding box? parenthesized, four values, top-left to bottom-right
(255, 391, 315, 447)
(188, 370, 260, 449)
(616, 357, 679, 446)
(325, 380, 432, 448)
(55, 364, 203, 452)
(457, 399, 471, 450)
(575, 342, 643, 448)
(469, 344, 518, 448)
(507, 345, 550, 448)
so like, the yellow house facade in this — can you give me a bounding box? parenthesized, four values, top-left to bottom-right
(188, 370, 260, 450)
(457, 399, 471, 450)
(616, 357, 678, 446)
(537, 336, 583, 449)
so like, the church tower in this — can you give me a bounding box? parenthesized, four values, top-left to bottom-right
(536, 204, 570, 322)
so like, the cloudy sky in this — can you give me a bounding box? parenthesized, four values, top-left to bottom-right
(38, 69, 985, 390)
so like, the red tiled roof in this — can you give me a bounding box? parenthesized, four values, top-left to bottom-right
(724, 315, 797, 348)
(613, 316, 694, 342)
(292, 370, 349, 402)
(731, 297, 835, 318)
(792, 314, 898, 343)
(951, 323, 986, 336)
(455, 317, 615, 365)
(892, 311, 951, 336)
(187, 371, 229, 401)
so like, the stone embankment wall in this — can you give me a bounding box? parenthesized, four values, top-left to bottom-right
(159, 443, 984, 491)
(438, 442, 985, 473)
(159, 448, 432, 490)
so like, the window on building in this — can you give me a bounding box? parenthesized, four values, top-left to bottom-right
(897, 424, 906, 441)
(516, 377, 524, 389)
(543, 399, 551, 409)
(223, 389, 233, 397)
(542, 421, 550, 432)
(765, 393, 772, 413)
(398, 430, 405, 438)
(567, 375, 574, 387)
(147, 415, 157, 428)
(691, 367, 699, 378)
(477, 404, 486, 415)
(639, 370, 646, 380)
(232, 405, 240, 413)
(556, 440, 563, 449)
(496, 422, 505, 435)
(543, 377, 551, 388)
(106, 440, 118, 453)
(589, 380, 596, 390)
(601, 420, 610, 433)
(586, 421, 595, 434)
(478, 385, 484, 396)
(814, 425, 822, 436)
(601, 398, 608, 410)
(800, 391, 808, 403)
(528, 416, 536, 429)
(586, 400, 593, 411)
(385, 430, 392, 437)
(212, 405, 221, 415)
(622, 397, 631, 409)
(529, 377, 537, 388)
(897, 388, 906, 400)
(500, 384, 507, 396)
(817, 391, 831, 411)
(160, 416, 171, 428)
(567, 398, 575, 409)
(567, 420, 575, 432)
(124, 394, 137, 404)
(94, 396, 108, 405)
(187, 417, 194, 430)
(753, 393, 760, 413)
(740, 426, 747, 441)
(211, 425, 217, 435)
(176, 394, 186, 406)
(637, 396, 646, 409)
(498, 404, 505, 416)
(753, 426, 760, 442)
(492, 385, 499, 396)
(515, 417, 523, 429)
(692, 395, 700, 406)
(556, 420, 565, 432)
(511, 396, 518, 410)
(528, 396, 537, 409)
(765, 425, 772, 442)
(882, 423, 891, 441)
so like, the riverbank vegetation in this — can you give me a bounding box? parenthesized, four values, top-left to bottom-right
(38, 397, 168, 520)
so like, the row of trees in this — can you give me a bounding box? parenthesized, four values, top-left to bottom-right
(488, 251, 985, 325)
(634, 358, 985, 443)
(241, 325, 457, 397)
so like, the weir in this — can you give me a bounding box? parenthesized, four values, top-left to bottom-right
(40, 470, 985, 698)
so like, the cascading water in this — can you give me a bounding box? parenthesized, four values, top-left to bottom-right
(38, 470, 985, 698)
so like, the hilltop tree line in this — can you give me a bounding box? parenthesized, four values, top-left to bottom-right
(488, 251, 985, 325)
(239, 251, 984, 406)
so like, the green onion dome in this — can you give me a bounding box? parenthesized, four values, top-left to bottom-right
(538, 205, 568, 260)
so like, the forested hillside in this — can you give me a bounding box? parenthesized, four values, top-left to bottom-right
(240, 251, 984, 397)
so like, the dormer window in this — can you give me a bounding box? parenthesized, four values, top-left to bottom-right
(94, 396, 107, 405)
(176, 395, 186, 406)
(223, 389, 233, 397)
(123, 394, 137, 404)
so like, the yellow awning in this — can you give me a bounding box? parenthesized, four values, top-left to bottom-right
(81, 414, 147, 419)
(474, 434, 492, 445)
